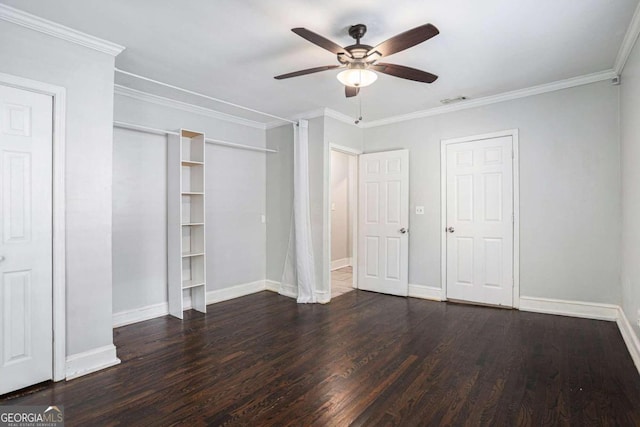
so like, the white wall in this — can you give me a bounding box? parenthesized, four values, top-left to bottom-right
(112, 94, 266, 313)
(621, 36, 640, 337)
(331, 150, 350, 262)
(0, 21, 117, 355)
(363, 81, 621, 304)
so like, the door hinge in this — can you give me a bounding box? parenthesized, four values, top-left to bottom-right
(512, 212, 514, 223)
(511, 149, 514, 159)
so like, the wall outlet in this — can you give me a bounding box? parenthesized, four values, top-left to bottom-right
(415, 206, 425, 215)
(261, 214, 266, 224)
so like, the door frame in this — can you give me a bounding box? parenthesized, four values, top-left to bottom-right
(0, 72, 67, 381)
(440, 129, 520, 308)
(327, 143, 361, 295)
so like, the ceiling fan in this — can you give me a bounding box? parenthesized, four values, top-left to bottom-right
(274, 23, 439, 97)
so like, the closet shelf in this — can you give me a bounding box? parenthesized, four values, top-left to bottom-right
(181, 191, 204, 195)
(181, 222, 204, 226)
(182, 280, 205, 290)
(182, 251, 205, 258)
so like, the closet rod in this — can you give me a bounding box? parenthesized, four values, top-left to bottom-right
(114, 121, 278, 154)
(114, 68, 297, 126)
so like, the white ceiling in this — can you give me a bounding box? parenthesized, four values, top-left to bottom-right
(2, 0, 638, 123)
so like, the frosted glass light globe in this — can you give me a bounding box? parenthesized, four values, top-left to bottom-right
(337, 68, 378, 87)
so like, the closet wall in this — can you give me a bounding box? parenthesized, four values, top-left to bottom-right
(265, 116, 362, 298)
(112, 91, 267, 317)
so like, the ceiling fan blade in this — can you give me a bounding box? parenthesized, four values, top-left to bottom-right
(368, 24, 439, 57)
(274, 65, 342, 80)
(345, 86, 360, 98)
(371, 63, 438, 83)
(292, 28, 350, 56)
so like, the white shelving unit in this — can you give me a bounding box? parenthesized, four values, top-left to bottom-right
(168, 129, 207, 318)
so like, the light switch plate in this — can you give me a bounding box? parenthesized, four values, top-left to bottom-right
(415, 206, 425, 215)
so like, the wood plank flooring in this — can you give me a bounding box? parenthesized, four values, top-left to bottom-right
(2, 291, 640, 426)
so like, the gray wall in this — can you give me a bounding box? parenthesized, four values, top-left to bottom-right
(265, 124, 294, 283)
(363, 81, 621, 304)
(331, 150, 350, 262)
(112, 94, 267, 313)
(325, 115, 363, 151)
(266, 116, 362, 297)
(621, 36, 640, 338)
(308, 117, 327, 295)
(265, 117, 326, 293)
(0, 21, 117, 355)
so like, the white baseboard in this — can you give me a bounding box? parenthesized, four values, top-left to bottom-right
(206, 280, 266, 304)
(519, 296, 619, 321)
(409, 284, 444, 301)
(617, 307, 640, 374)
(113, 280, 269, 328)
(112, 283, 640, 376)
(113, 302, 169, 328)
(66, 344, 120, 380)
(331, 258, 352, 271)
(265, 280, 297, 299)
(493, 296, 640, 375)
(315, 290, 330, 304)
(278, 282, 298, 299)
(265, 279, 280, 292)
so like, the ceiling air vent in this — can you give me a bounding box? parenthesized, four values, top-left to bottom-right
(440, 96, 468, 104)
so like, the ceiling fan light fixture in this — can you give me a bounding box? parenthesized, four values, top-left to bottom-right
(337, 68, 378, 88)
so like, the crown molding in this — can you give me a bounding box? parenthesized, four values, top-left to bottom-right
(614, 0, 640, 74)
(114, 85, 266, 130)
(0, 4, 125, 56)
(293, 108, 327, 121)
(265, 107, 360, 130)
(361, 69, 617, 128)
(265, 121, 291, 130)
(325, 108, 361, 127)
(264, 108, 323, 129)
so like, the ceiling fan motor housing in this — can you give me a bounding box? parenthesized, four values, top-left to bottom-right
(349, 24, 368, 42)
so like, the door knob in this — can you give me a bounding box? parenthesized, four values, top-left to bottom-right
(400, 227, 408, 234)
(447, 227, 455, 233)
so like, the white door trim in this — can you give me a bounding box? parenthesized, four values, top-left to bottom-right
(328, 143, 361, 293)
(440, 129, 520, 308)
(0, 72, 66, 381)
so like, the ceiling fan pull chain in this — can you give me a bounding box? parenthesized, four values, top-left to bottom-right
(355, 94, 363, 124)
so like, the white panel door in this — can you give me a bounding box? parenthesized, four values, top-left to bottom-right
(358, 149, 409, 296)
(0, 85, 53, 394)
(446, 136, 513, 306)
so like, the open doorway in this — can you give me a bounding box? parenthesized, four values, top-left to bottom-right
(329, 146, 359, 298)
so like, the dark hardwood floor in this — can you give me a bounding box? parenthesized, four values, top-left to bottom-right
(2, 291, 640, 426)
